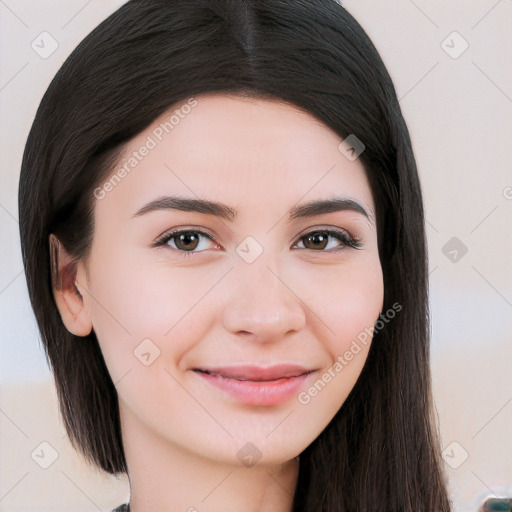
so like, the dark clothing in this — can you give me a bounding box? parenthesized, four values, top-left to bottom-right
(112, 505, 130, 512)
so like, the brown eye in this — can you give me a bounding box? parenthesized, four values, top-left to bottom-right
(295, 229, 361, 251)
(172, 232, 200, 251)
(156, 229, 216, 254)
(302, 232, 330, 250)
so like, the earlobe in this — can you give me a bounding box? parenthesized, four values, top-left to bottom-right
(49, 234, 93, 337)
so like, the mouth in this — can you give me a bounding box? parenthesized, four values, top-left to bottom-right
(193, 364, 315, 406)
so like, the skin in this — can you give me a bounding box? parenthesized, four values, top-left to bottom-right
(53, 94, 384, 512)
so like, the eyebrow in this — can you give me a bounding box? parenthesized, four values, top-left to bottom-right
(133, 195, 373, 224)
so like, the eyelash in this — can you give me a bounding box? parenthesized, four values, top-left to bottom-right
(154, 227, 362, 256)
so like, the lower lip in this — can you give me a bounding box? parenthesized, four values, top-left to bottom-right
(195, 371, 311, 406)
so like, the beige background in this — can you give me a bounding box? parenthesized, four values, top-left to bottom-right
(1, 1, 511, 511)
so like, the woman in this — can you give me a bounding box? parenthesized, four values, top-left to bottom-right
(18, 0, 451, 510)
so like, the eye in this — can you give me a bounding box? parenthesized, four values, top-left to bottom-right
(154, 229, 218, 254)
(154, 226, 362, 256)
(293, 228, 362, 251)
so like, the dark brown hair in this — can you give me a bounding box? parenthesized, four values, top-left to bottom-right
(18, 0, 451, 510)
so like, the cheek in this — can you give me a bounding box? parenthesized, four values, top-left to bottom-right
(298, 255, 384, 357)
(83, 248, 219, 376)
(331, 263, 383, 351)
(296, 258, 383, 421)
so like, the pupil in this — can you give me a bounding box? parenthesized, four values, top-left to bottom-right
(177, 232, 198, 250)
(308, 232, 327, 249)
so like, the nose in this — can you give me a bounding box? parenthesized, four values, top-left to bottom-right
(222, 257, 307, 343)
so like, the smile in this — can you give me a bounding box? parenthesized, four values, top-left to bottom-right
(193, 364, 315, 406)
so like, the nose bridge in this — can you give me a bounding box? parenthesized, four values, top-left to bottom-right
(222, 249, 306, 341)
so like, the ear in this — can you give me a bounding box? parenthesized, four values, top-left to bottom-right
(49, 234, 93, 337)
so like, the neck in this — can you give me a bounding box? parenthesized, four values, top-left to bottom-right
(120, 402, 299, 512)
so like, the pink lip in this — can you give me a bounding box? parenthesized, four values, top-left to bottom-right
(194, 364, 314, 406)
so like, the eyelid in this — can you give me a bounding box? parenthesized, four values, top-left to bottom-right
(293, 224, 354, 242)
(153, 225, 217, 247)
(292, 225, 362, 250)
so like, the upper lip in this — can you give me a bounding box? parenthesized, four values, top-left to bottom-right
(194, 364, 313, 381)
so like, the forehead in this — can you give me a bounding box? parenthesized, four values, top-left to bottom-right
(94, 93, 375, 223)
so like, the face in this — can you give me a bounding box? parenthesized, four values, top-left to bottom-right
(74, 94, 383, 467)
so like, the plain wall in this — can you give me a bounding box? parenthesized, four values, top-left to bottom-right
(1, 1, 511, 511)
